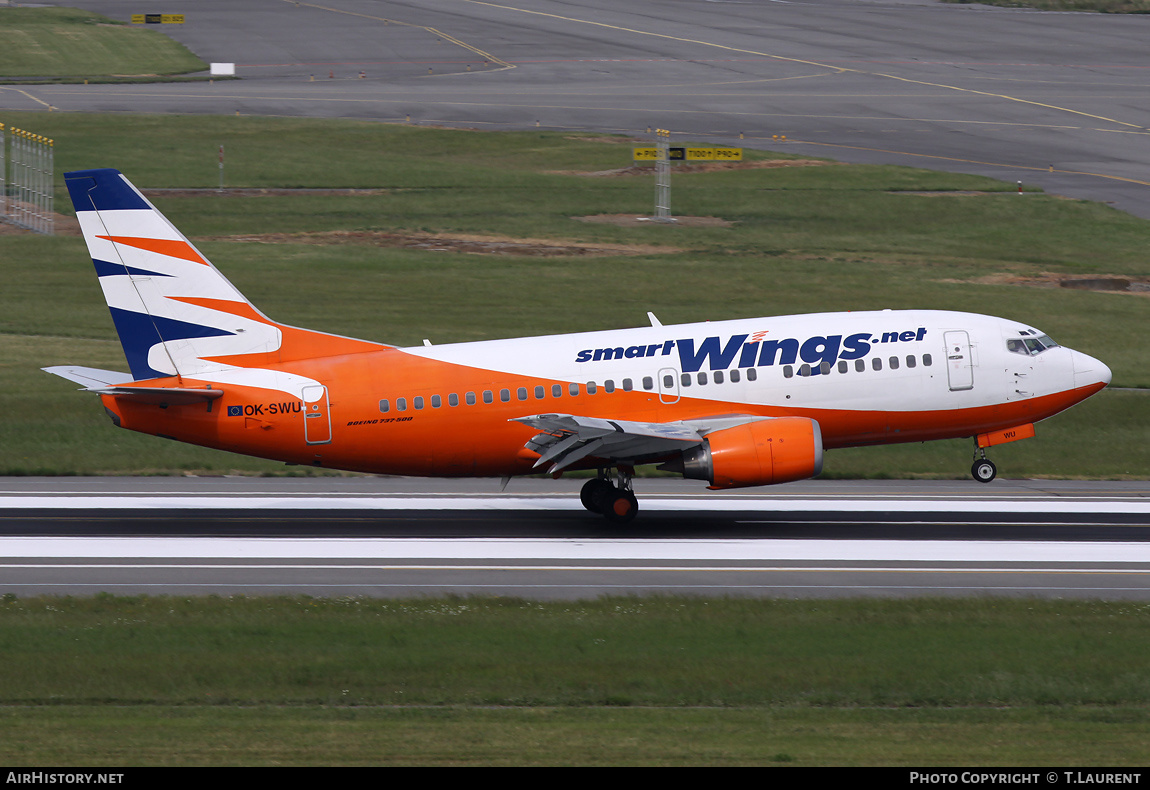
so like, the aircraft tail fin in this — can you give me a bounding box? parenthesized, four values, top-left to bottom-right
(64, 169, 386, 381)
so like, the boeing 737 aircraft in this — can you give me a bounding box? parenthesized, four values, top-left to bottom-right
(46, 169, 1112, 521)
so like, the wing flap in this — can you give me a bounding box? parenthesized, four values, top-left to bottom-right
(512, 413, 773, 473)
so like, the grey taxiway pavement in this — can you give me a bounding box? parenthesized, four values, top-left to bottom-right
(8, 0, 1150, 217)
(3, 478, 1149, 599)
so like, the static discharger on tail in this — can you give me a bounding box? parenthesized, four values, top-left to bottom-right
(45, 169, 1112, 522)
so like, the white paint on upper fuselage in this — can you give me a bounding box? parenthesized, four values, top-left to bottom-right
(401, 309, 1104, 414)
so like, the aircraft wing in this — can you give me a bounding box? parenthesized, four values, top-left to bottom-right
(512, 413, 771, 473)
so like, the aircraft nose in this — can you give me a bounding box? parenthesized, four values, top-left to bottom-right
(1071, 349, 1111, 389)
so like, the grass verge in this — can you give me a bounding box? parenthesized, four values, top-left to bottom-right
(3, 705, 1148, 766)
(1, 595, 1148, 765)
(0, 7, 206, 80)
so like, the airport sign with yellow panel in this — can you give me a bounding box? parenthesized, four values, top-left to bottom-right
(131, 14, 185, 23)
(633, 146, 742, 162)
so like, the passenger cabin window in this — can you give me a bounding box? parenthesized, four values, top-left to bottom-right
(889, 356, 899, 370)
(643, 377, 654, 391)
(730, 369, 740, 383)
(569, 382, 580, 396)
(553, 384, 563, 398)
(604, 380, 615, 393)
(746, 368, 757, 382)
(518, 387, 528, 401)
(872, 358, 882, 371)
(535, 386, 545, 399)
(500, 388, 510, 403)
(466, 392, 476, 405)
(397, 398, 407, 411)
(906, 356, 916, 369)
(586, 382, 597, 394)
(483, 390, 493, 404)
(379, 399, 389, 413)
(923, 354, 932, 367)
(449, 393, 459, 407)
(414, 396, 424, 410)
(714, 371, 724, 384)
(623, 378, 634, 391)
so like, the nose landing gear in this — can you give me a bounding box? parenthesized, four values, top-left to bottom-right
(580, 467, 638, 522)
(971, 441, 997, 483)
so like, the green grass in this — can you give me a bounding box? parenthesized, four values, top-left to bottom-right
(0, 111, 1145, 477)
(4, 705, 1147, 766)
(0, 7, 206, 80)
(0, 595, 1135, 708)
(1, 595, 1148, 765)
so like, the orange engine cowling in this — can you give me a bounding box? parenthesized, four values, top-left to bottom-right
(677, 417, 823, 489)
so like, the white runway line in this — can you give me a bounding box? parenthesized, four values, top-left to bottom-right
(3, 562, 1150, 575)
(1, 495, 1148, 514)
(3, 536, 1150, 563)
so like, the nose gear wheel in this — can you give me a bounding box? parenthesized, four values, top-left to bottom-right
(971, 440, 997, 483)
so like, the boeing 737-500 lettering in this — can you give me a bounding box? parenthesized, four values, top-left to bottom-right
(45, 169, 1112, 521)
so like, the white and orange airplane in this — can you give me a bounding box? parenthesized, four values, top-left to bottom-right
(46, 168, 1112, 521)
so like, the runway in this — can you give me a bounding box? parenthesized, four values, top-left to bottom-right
(3, 478, 1149, 599)
(10, 0, 1150, 217)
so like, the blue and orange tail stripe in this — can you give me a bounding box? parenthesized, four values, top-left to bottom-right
(65, 168, 390, 381)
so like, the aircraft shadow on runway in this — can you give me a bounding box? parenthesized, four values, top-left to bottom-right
(1, 508, 1142, 542)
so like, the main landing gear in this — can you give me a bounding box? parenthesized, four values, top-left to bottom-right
(580, 467, 638, 522)
(971, 440, 997, 483)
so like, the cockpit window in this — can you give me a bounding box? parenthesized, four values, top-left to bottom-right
(1007, 333, 1059, 356)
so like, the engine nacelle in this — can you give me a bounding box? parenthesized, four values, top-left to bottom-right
(676, 417, 823, 489)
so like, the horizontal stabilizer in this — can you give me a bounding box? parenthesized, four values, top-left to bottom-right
(42, 365, 133, 388)
(82, 386, 224, 405)
(43, 366, 223, 404)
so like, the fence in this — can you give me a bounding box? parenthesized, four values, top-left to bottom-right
(0, 122, 55, 235)
(653, 128, 672, 223)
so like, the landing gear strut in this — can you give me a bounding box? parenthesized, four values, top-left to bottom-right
(971, 440, 997, 483)
(580, 467, 638, 522)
